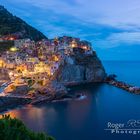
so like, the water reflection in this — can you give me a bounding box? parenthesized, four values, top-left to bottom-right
(0, 111, 19, 119)
(1, 83, 140, 140)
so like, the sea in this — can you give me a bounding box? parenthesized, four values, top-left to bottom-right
(1, 61, 140, 140)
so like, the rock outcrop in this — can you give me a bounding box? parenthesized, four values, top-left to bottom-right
(0, 97, 31, 112)
(57, 48, 106, 85)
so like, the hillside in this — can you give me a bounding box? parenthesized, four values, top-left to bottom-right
(0, 5, 47, 41)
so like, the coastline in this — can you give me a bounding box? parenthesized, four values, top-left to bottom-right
(0, 81, 87, 113)
(0, 96, 31, 112)
(105, 75, 140, 94)
(1, 76, 140, 113)
(0, 93, 86, 113)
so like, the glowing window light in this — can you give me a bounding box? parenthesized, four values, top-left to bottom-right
(9, 72, 14, 76)
(9, 37, 15, 41)
(82, 46, 88, 50)
(71, 40, 77, 48)
(71, 44, 76, 48)
(53, 55, 59, 62)
(10, 47, 18, 52)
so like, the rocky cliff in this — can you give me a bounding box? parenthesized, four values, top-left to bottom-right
(57, 48, 106, 85)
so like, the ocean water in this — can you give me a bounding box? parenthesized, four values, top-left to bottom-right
(1, 61, 140, 140)
(103, 61, 140, 86)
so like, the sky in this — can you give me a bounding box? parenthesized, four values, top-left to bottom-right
(1, 0, 140, 61)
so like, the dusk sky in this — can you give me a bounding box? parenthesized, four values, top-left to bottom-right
(1, 0, 140, 60)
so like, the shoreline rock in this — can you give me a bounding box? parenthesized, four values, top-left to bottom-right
(0, 81, 90, 112)
(0, 96, 31, 112)
(105, 74, 140, 94)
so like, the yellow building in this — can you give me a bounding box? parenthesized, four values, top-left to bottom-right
(16, 64, 27, 72)
(71, 39, 78, 48)
(6, 63, 16, 69)
(51, 55, 59, 62)
(26, 57, 39, 63)
(34, 62, 51, 75)
(27, 72, 49, 88)
(0, 59, 6, 68)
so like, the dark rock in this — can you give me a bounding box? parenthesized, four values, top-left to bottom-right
(57, 50, 106, 85)
(106, 74, 117, 81)
(0, 97, 31, 112)
(76, 94, 82, 98)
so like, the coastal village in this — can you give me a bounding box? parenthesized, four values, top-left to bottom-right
(0, 33, 140, 109)
(0, 34, 93, 99)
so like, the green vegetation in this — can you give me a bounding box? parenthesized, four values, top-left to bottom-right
(0, 5, 47, 41)
(0, 41, 14, 53)
(0, 115, 55, 140)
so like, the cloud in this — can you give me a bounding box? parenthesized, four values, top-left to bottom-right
(94, 32, 140, 48)
(107, 32, 140, 44)
(5, 0, 140, 29)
